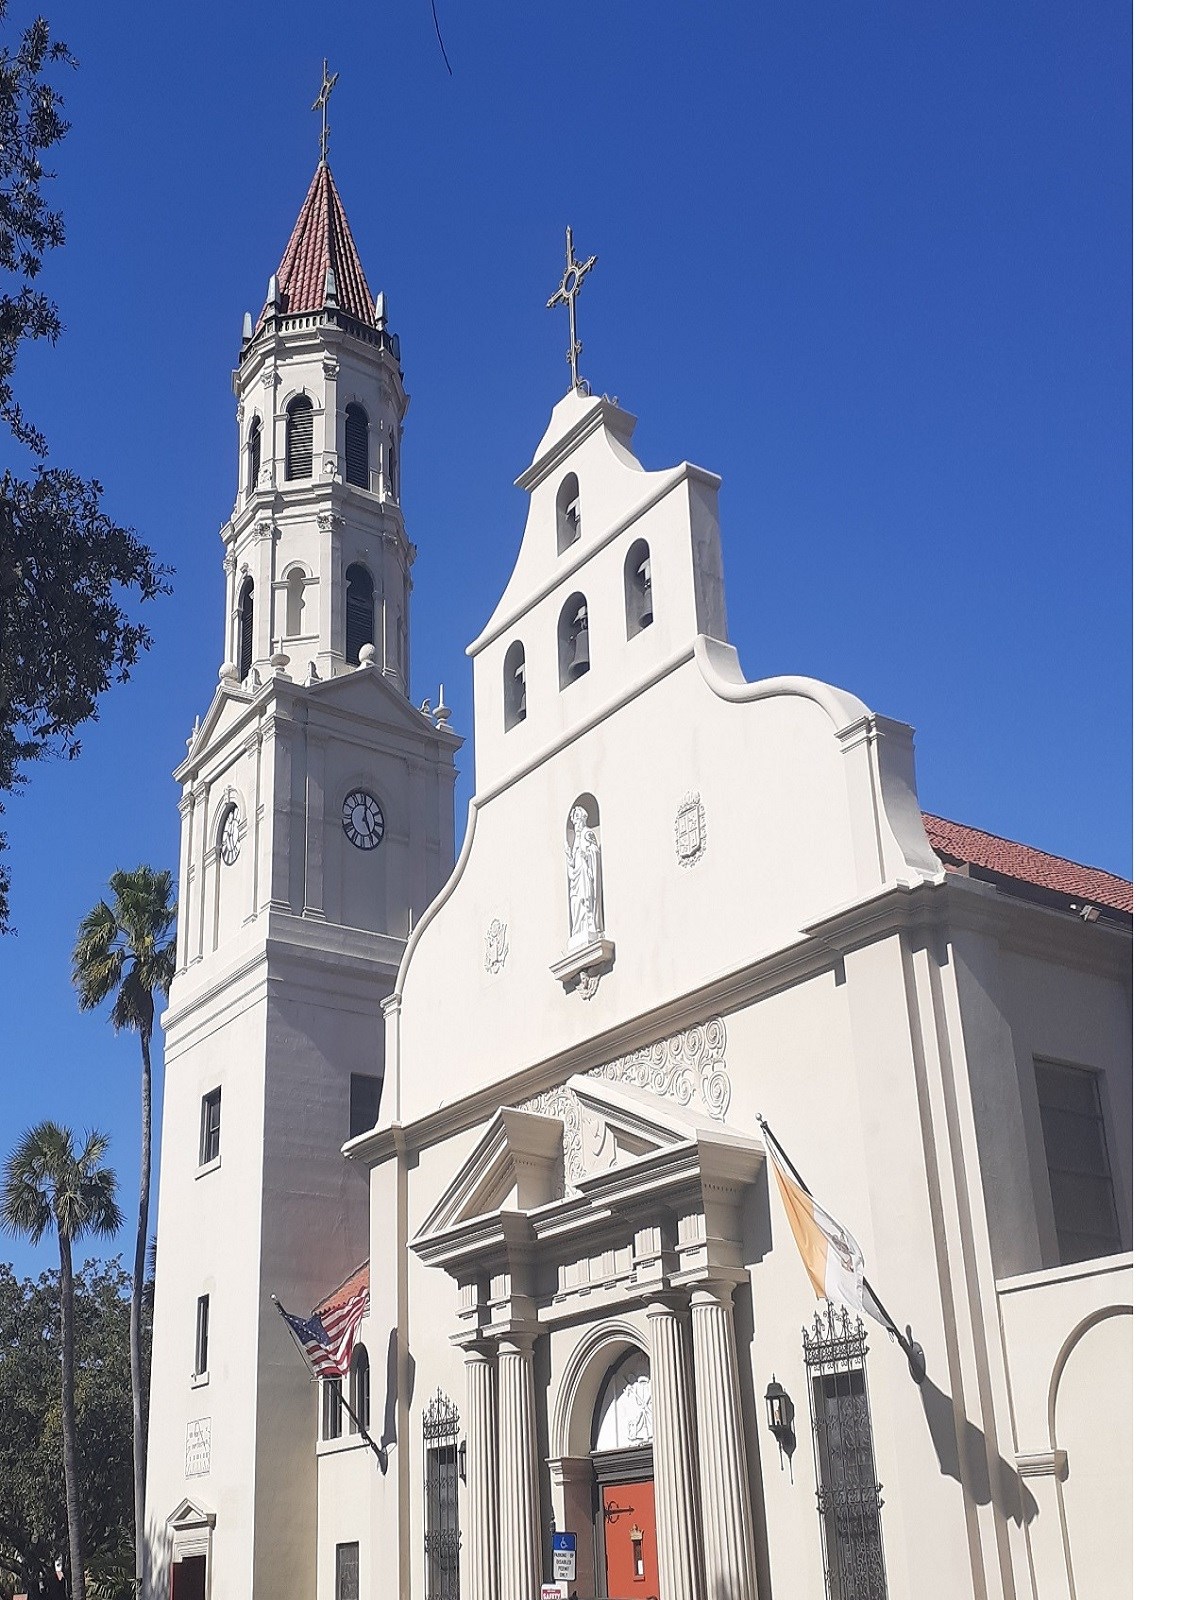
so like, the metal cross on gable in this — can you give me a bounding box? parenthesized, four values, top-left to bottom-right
(313, 59, 339, 164)
(546, 225, 598, 393)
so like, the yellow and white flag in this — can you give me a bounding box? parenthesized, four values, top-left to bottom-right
(760, 1117, 887, 1327)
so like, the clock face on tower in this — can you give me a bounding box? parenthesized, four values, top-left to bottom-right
(219, 805, 240, 865)
(342, 789, 385, 851)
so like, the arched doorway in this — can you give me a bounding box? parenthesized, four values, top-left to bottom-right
(591, 1349, 660, 1598)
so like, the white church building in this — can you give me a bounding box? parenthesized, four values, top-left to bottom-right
(144, 155, 1133, 1600)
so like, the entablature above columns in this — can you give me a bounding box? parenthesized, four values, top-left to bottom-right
(411, 1077, 763, 1345)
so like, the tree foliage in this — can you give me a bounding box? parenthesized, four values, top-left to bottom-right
(0, 1259, 144, 1599)
(73, 868, 175, 1590)
(0, 3, 170, 932)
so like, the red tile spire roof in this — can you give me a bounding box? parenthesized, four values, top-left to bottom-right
(923, 813, 1132, 914)
(271, 162, 375, 325)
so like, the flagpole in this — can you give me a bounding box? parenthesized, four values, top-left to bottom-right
(272, 1296, 389, 1469)
(757, 1115, 926, 1385)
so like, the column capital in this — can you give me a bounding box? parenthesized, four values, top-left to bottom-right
(688, 1279, 737, 1312)
(496, 1330, 537, 1358)
(643, 1291, 690, 1320)
(546, 1454, 592, 1489)
(462, 1341, 497, 1365)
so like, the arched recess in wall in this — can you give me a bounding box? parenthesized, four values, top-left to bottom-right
(558, 592, 590, 686)
(556, 472, 581, 553)
(237, 577, 254, 679)
(345, 402, 370, 489)
(350, 1345, 370, 1433)
(285, 394, 313, 481)
(551, 1320, 648, 1459)
(284, 565, 308, 638)
(1049, 1305, 1133, 1600)
(624, 538, 653, 636)
(503, 640, 527, 729)
(345, 564, 375, 664)
(246, 415, 262, 492)
(565, 792, 603, 948)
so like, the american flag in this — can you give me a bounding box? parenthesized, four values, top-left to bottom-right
(276, 1284, 368, 1379)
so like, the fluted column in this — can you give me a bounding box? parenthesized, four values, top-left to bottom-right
(463, 1346, 499, 1600)
(497, 1335, 541, 1600)
(690, 1283, 759, 1600)
(645, 1299, 704, 1600)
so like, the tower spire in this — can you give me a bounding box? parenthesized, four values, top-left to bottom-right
(312, 58, 339, 165)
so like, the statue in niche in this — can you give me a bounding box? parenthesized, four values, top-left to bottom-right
(565, 803, 601, 951)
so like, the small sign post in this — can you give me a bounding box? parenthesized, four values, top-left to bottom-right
(551, 1531, 578, 1584)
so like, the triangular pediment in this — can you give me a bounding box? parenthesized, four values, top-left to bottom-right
(177, 680, 255, 774)
(167, 1495, 215, 1531)
(414, 1077, 701, 1246)
(303, 664, 455, 739)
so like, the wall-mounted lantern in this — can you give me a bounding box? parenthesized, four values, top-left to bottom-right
(764, 1375, 795, 1467)
(458, 1437, 467, 1482)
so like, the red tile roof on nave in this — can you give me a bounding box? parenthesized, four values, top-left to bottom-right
(270, 161, 375, 326)
(923, 813, 1132, 914)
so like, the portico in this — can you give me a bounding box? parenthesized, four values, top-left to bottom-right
(411, 1079, 764, 1600)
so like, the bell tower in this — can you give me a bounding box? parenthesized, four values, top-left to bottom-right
(144, 145, 460, 1600)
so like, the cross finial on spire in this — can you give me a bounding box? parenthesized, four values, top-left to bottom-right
(546, 226, 598, 394)
(312, 59, 339, 164)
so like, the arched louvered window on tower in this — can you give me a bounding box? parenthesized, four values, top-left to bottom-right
(345, 403, 370, 489)
(285, 395, 313, 481)
(237, 578, 254, 680)
(345, 564, 375, 665)
(246, 416, 261, 493)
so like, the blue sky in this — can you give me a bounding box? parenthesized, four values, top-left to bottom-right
(0, 1, 1130, 1279)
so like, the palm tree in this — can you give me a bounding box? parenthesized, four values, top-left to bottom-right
(2, 1123, 122, 1598)
(72, 866, 175, 1589)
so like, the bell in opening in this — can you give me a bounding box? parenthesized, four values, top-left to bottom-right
(624, 539, 653, 635)
(345, 564, 375, 665)
(556, 472, 581, 554)
(558, 593, 590, 685)
(503, 640, 527, 729)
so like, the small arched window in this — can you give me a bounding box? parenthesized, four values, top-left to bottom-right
(624, 539, 653, 636)
(345, 564, 375, 665)
(556, 472, 581, 554)
(388, 439, 396, 498)
(285, 395, 313, 481)
(246, 416, 261, 493)
(285, 568, 306, 638)
(237, 578, 254, 680)
(558, 592, 589, 687)
(345, 403, 370, 489)
(503, 640, 527, 730)
(350, 1346, 370, 1434)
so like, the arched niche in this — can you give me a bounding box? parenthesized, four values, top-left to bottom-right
(556, 471, 581, 553)
(503, 639, 527, 729)
(624, 538, 653, 636)
(558, 592, 589, 686)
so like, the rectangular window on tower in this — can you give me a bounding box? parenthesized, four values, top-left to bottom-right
(1034, 1058, 1123, 1264)
(349, 1074, 384, 1139)
(194, 1295, 210, 1381)
(199, 1087, 221, 1167)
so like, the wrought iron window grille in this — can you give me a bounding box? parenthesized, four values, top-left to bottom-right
(802, 1304, 889, 1600)
(422, 1388, 462, 1600)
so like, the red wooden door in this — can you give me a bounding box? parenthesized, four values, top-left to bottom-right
(602, 1477, 659, 1598)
